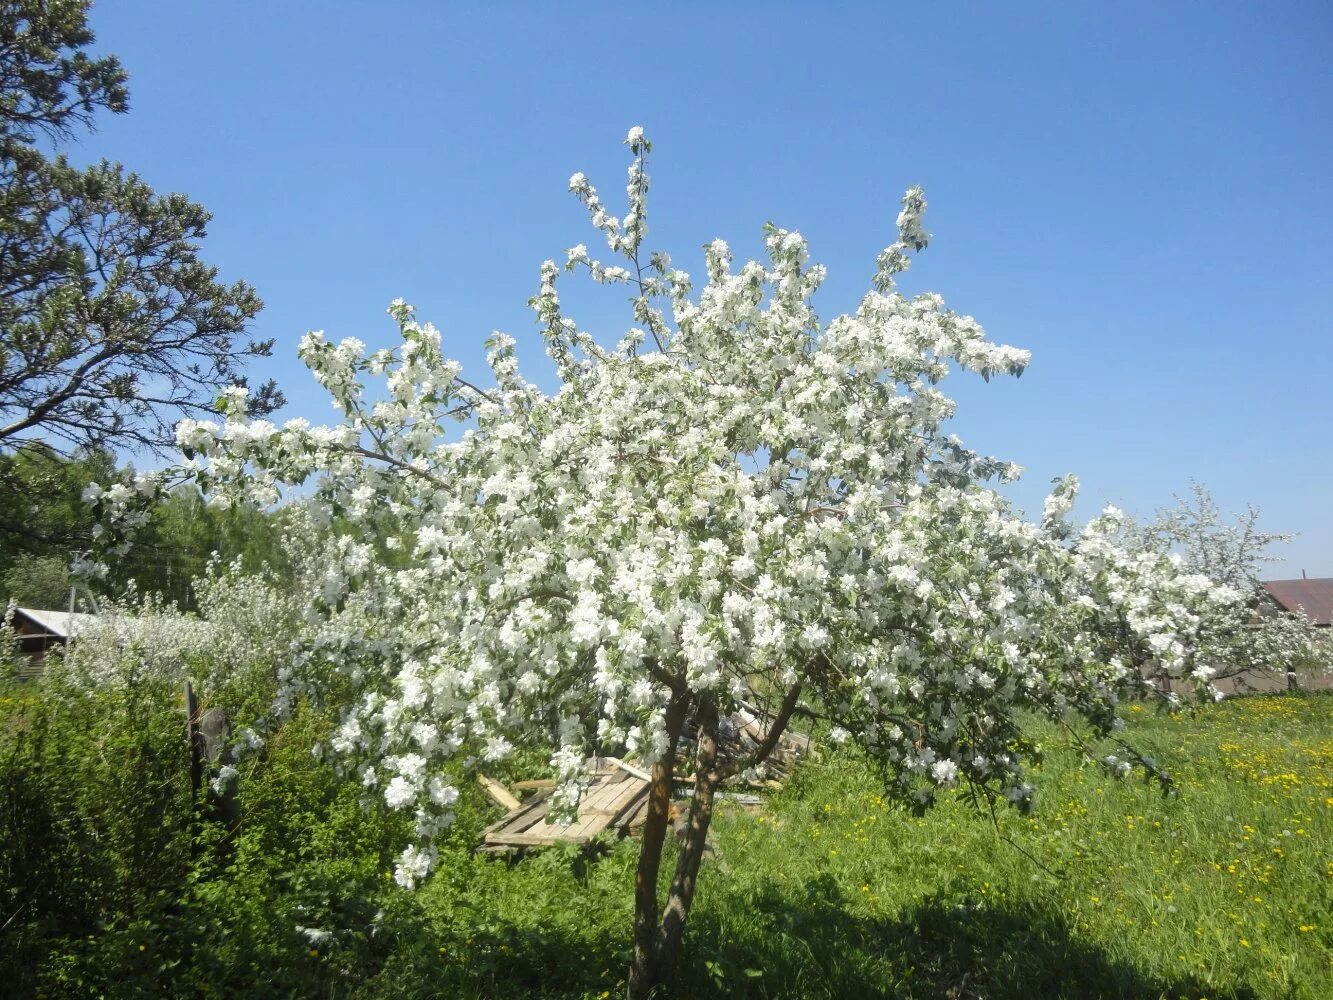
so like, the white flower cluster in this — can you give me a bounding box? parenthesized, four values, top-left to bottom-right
(74, 474, 164, 579)
(1062, 495, 1246, 696)
(1123, 483, 1331, 685)
(53, 589, 222, 690)
(114, 128, 1227, 888)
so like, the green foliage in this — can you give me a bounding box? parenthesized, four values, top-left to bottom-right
(1, 551, 68, 606)
(0, 0, 290, 603)
(1, 665, 1328, 998)
(0, 446, 295, 610)
(0, 663, 193, 994)
(0, 444, 114, 565)
(0, 0, 128, 145)
(101, 704, 424, 999)
(0, 0, 281, 544)
(114, 486, 297, 610)
(0, 146, 279, 454)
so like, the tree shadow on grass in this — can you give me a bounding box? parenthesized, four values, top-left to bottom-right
(673, 873, 1257, 999)
(369, 873, 1256, 999)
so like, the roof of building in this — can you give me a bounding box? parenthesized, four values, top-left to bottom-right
(12, 607, 101, 639)
(1261, 578, 1333, 626)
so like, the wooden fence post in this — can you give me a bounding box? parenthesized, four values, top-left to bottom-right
(184, 679, 240, 844)
(185, 680, 202, 806)
(200, 706, 240, 828)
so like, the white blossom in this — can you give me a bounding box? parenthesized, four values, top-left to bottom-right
(85, 128, 1244, 890)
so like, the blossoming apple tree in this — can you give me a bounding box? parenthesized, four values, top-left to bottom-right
(1124, 482, 1331, 688)
(114, 129, 1237, 995)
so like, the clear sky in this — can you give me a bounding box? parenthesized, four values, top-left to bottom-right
(80, 1, 1331, 574)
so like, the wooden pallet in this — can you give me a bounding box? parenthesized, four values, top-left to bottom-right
(481, 767, 650, 849)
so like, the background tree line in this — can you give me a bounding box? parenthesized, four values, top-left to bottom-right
(0, 445, 291, 610)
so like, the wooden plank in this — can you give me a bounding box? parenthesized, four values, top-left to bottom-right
(494, 807, 604, 844)
(511, 779, 556, 791)
(715, 792, 763, 806)
(480, 765, 655, 848)
(605, 782, 650, 829)
(498, 814, 627, 845)
(596, 778, 646, 820)
(609, 758, 652, 783)
(504, 796, 565, 835)
(485, 817, 543, 841)
(559, 774, 647, 839)
(486, 771, 647, 846)
(478, 774, 522, 811)
(487, 829, 589, 847)
(481, 790, 548, 836)
(624, 796, 651, 831)
(487, 795, 651, 847)
(185, 680, 201, 807)
(538, 777, 627, 839)
(498, 802, 601, 843)
(734, 707, 767, 742)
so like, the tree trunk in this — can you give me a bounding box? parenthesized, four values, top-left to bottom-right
(625, 685, 799, 997)
(627, 690, 690, 1000)
(653, 699, 720, 985)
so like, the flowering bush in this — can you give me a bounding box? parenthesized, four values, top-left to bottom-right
(50, 538, 309, 695)
(48, 591, 215, 689)
(1045, 481, 1248, 695)
(92, 129, 1237, 993)
(1120, 482, 1331, 687)
(0, 638, 195, 995)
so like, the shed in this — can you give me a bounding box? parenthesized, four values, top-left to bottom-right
(7, 607, 99, 677)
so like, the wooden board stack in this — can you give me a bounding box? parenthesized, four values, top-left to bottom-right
(480, 761, 651, 851)
(476, 706, 816, 853)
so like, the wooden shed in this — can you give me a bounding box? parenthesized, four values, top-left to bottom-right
(7, 607, 99, 677)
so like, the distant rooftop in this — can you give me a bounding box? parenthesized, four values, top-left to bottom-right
(1261, 579, 1333, 627)
(12, 607, 100, 640)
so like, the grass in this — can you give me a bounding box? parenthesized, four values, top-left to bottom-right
(4, 680, 1329, 998)
(387, 693, 1332, 999)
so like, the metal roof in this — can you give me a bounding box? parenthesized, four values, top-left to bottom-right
(1261, 579, 1333, 627)
(12, 607, 100, 639)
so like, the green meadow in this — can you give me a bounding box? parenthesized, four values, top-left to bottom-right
(4, 682, 1328, 998)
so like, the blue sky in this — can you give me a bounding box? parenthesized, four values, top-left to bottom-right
(81, 1, 1331, 573)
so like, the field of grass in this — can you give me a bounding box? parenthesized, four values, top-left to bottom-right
(3, 684, 1329, 998)
(392, 694, 1332, 999)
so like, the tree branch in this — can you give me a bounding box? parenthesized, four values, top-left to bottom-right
(717, 679, 803, 780)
